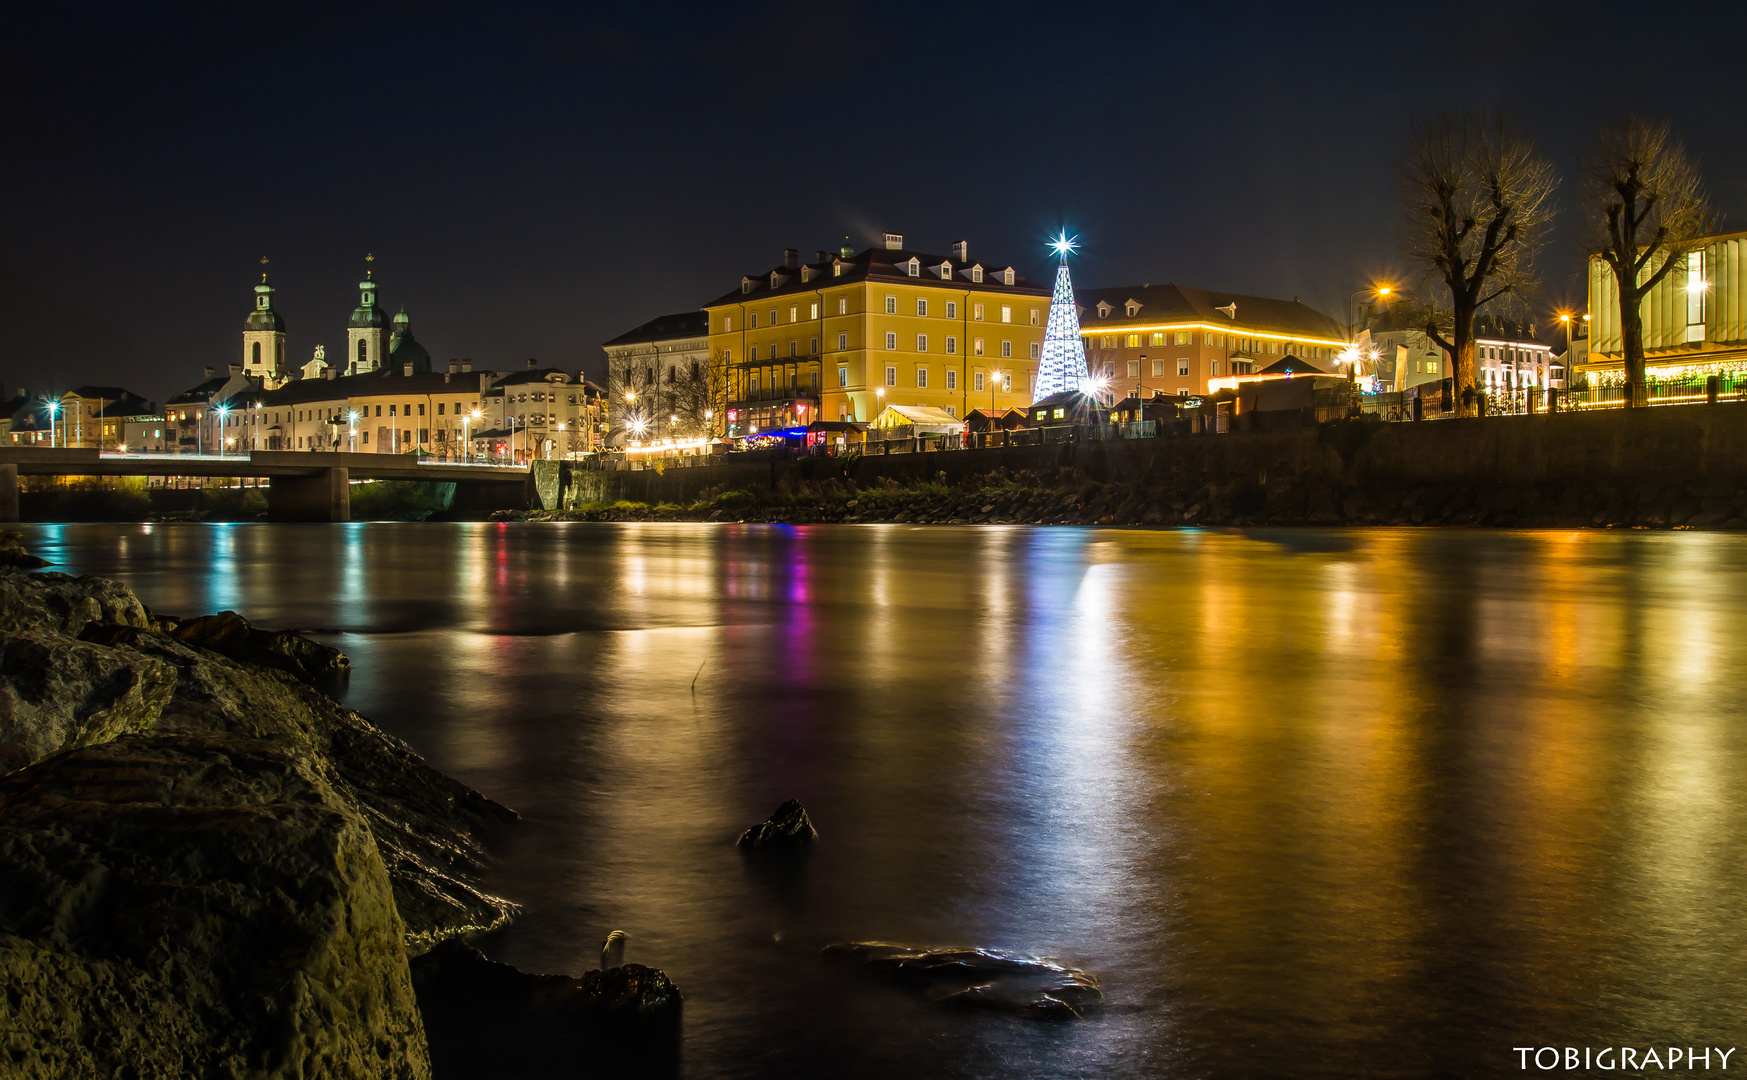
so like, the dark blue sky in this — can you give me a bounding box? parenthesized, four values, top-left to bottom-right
(3, 1, 1743, 403)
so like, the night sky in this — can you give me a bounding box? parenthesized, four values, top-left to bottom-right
(4, 1, 1744, 406)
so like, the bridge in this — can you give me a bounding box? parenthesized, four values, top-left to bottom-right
(0, 449, 531, 522)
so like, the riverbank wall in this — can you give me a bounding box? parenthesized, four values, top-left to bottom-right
(561, 406, 1747, 528)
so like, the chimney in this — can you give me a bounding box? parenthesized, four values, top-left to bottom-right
(403, 362, 414, 377)
(325, 368, 336, 380)
(204, 366, 215, 379)
(448, 359, 459, 374)
(526, 358, 538, 370)
(883, 233, 903, 251)
(814, 250, 830, 265)
(444, 371, 452, 384)
(228, 363, 242, 375)
(952, 240, 968, 262)
(783, 248, 799, 269)
(462, 359, 472, 373)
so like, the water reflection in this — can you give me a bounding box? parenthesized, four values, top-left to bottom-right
(21, 523, 1747, 1078)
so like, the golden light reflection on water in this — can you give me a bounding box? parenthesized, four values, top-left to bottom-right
(19, 522, 1747, 1078)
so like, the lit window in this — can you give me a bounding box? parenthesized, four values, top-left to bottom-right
(1001, 341, 1012, 358)
(885, 366, 897, 386)
(1125, 334, 1140, 348)
(946, 370, 957, 390)
(917, 334, 928, 352)
(789, 306, 798, 322)
(917, 299, 928, 317)
(916, 368, 928, 387)
(810, 302, 819, 319)
(838, 298, 848, 315)
(885, 296, 897, 314)
(973, 303, 985, 321)
(973, 338, 985, 356)
(1030, 309, 1040, 326)
(833, 263, 842, 277)
(974, 372, 986, 391)
(946, 301, 957, 319)
(1176, 331, 1189, 345)
(885, 332, 897, 349)
(838, 367, 848, 388)
(946, 337, 957, 354)
(1001, 306, 1012, 323)
(838, 332, 848, 350)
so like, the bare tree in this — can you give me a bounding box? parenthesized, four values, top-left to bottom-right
(1583, 117, 1711, 407)
(1401, 110, 1558, 416)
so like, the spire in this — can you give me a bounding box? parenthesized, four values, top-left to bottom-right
(1033, 233, 1089, 401)
(364, 252, 375, 281)
(259, 255, 269, 283)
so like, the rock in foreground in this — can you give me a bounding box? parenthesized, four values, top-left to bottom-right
(411, 939, 681, 1078)
(168, 608, 351, 688)
(736, 798, 818, 850)
(823, 942, 1102, 1019)
(0, 734, 431, 1079)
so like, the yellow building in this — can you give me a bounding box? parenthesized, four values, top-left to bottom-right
(1586, 228, 1747, 392)
(1073, 283, 1346, 398)
(704, 234, 1050, 435)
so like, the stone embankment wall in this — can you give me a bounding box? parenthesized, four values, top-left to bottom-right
(565, 407, 1747, 527)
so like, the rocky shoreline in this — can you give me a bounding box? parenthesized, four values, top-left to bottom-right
(0, 551, 679, 1078)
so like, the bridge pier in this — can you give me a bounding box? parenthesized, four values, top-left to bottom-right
(0, 464, 15, 523)
(267, 467, 350, 522)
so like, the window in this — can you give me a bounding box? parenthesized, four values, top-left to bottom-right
(905, 258, 919, 277)
(1269, 342, 1279, 355)
(438, 403, 446, 415)
(885, 296, 897, 314)
(917, 299, 928, 317)
(973, 338, 985, 356)
(1176, 331, 1190, 345)
(917, 334, 928, 352)
(1000, 305, 1012, 323)
(1178, 387, 1189, 397)
(946, 336, 957, 354)
(810, 302, 819, 319)
(916, 368, 928, 387)
(357, 339, 368, 366)
(1029, 342, 1040, 359)
(1152, 360, 1165, 377)
(946, 301, 957, 319)
(389, 404, 397, 416)
(724, 316, 733, 332)
(810, 337, 819, 353)
(1127, 361, 1140, 377)
(1103, 362, 1115, 377)
(838, 332, 848, 350)
(885, 366, 897, 386)
(1101, 335, 1115, 349)
(974, 372, 986, 391)
(770, 309, 778, 326)
(973, 303, 985, 321)
(751, 313, 759, 329)
(1427, 360, 1439, 373)
(833, 262, 843, 278)
(1001, 341, 1012, 358)
(838, 297, 848, 315)
(376, 405, 383, 416)
(885, 332, 897, 349)
(769, 344, 778, 360)
(789, 306, 798, 323)
(1125, 334, 1140, 348)
(1205, 332, 1215, 346)
(838, 367, 848, 388)
(789, 341, 798, 357)
(1030, 308, 1041, 326)
(945, 369, 957, 390)
(251, 342, 261, 366)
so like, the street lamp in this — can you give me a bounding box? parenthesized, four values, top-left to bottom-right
(214, 404, 231, 457)
(466, 409, 480, 462)
(44, 399, 60, 448)
(1347, 284, 1394, 340)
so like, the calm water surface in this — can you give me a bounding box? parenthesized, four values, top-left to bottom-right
(22, 522, 1747, 1077)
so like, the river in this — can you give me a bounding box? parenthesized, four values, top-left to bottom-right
(20, 522, 1747, 1077)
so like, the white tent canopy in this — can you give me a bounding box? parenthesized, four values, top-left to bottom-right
(870, 404, 963, 434)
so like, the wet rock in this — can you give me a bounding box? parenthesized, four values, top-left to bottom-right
(411, 939, 681, 1078)
(0, 734, 431, 1079)
(0, 630, 176, 774)
(0, 569, 154, 638)
(171, 609, 350, 689)
(737, 798, 818, 850)
(0, 531, 48, 568)
(823, 942, 1102, 1019)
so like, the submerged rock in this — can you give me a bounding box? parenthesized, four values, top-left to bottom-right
(0, 734, 431, 1078)
(0, 531, 48, 568)
(823, 942, 1102, 1019)
(0, 629, 176, 773)
(411, 939, 681, 1078)
(737, 798, 819, 850)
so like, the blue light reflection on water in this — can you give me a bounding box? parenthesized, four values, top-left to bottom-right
(15, 522, 1747, 1078)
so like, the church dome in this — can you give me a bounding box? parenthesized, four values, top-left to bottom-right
(349, 301, 388, 329)
(388, 311, 431, 374)
(246, 308, 285, 332)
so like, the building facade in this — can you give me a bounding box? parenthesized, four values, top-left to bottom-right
(242, 271, 289, 387)
(704, 235, 1049, 437)
(1074, 284, 1346, 398)
(481, 364, 602, 461)
(601, 311, 709, 445)
(1586, 229, 1747, 387)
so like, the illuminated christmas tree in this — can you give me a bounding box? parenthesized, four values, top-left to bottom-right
(1033, 233, 1090, 401)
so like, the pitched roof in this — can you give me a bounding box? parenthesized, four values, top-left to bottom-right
(1259, 356, 1330, 376)
(705, 246, 1047, 308)
(253, 367, 494, 408)
(1076, 283, 1344, 341)
(602, 310, 709, 347)
(492, 366, 577, 387)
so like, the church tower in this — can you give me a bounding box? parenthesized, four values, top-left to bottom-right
(346, 254, 388, 375)
(243, 257, 287, 386)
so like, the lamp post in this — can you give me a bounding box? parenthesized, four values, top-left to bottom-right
(214, 404, 231, 457)
(45, 399, 59, 448)
(1347, 284, 1394, 341)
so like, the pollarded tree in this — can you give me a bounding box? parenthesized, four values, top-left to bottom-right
(1401, 111, 1558, 416)
(1583, 116, 1711, 407)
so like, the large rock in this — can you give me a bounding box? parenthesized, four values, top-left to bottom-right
(736, 798, 818, 851)
(0, 569, 154, 638)
(169, 609, 351, 689)
(823, 942, 1102, 1019)
(410, 939, 681, 1078)
(0, 630, 176, 774)
(0, 734, 431, 1078)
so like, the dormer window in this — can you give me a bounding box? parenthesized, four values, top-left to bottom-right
(742, 277, 754, 295)
(1125, 300, 1141, 317)
(833, 261, 843, 278)
(905, 258, 919, 277)
(800, 266, 812, 283)
(1096, 301, 1113, 318)
(970, 265, 984, 284)
(1001, 268, 1015, 285)
(939, 262, 953, 280)
(770, 271, 781, 288)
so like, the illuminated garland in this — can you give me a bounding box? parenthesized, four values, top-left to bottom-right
(1589, 359, 1747, 386)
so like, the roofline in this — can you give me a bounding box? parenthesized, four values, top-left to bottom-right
(1080, 320, 1348, 346)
